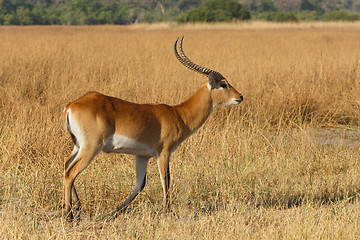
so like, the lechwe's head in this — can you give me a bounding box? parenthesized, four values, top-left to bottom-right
(174, 36, 243, 107)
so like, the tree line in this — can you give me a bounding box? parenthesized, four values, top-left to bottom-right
(0, 0, 359, 25)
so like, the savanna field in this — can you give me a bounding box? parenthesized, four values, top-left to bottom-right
(0, 22, 360, 239)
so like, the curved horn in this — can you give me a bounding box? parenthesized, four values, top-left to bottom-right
(174, 37, 188, 69)
(174, 36, 224, 80)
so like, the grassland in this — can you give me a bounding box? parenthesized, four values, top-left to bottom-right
(0, 22, 360, 239)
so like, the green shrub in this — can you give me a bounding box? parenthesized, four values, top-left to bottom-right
(322, 11, 359, 21)
(295, 10, 322, 21)
(250, 11, 276, 21)
(178, 0, 250, 23)
(3, 14, 20, 25)
(273, 12, 299, 22)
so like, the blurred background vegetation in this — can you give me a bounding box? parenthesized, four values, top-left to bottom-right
(0, 0, 359, 25)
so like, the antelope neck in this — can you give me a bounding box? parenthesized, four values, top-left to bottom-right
(173, 83, 213, 133)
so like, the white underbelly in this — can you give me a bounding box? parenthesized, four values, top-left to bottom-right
(102, 134, 156, 157)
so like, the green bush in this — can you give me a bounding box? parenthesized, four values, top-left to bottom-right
(3, 14, 19, 25)
(322, 11, 359, 21)
(273, 12, 299, 22)
(295, 10, 322, 21)
(250, 11, 276, 21)
(178, 0, 250, 23)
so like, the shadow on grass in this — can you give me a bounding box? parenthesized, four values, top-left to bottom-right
(191, 186, 360, 218)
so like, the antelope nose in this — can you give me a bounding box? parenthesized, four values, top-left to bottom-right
(235, 95, 243, 104)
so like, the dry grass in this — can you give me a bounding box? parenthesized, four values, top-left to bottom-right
(0, 22, 360, 239)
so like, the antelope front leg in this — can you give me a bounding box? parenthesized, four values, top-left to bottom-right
(157, 151, 171, 212)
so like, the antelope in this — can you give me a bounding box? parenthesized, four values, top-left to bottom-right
(63, 37, 243, 221)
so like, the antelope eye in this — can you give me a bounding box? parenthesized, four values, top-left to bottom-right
(220, 83, 228, 89)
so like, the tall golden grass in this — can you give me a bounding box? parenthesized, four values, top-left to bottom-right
(0, 22, 360, 238)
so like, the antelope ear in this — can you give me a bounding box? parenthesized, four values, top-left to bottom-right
(208, 73, 217, 89)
